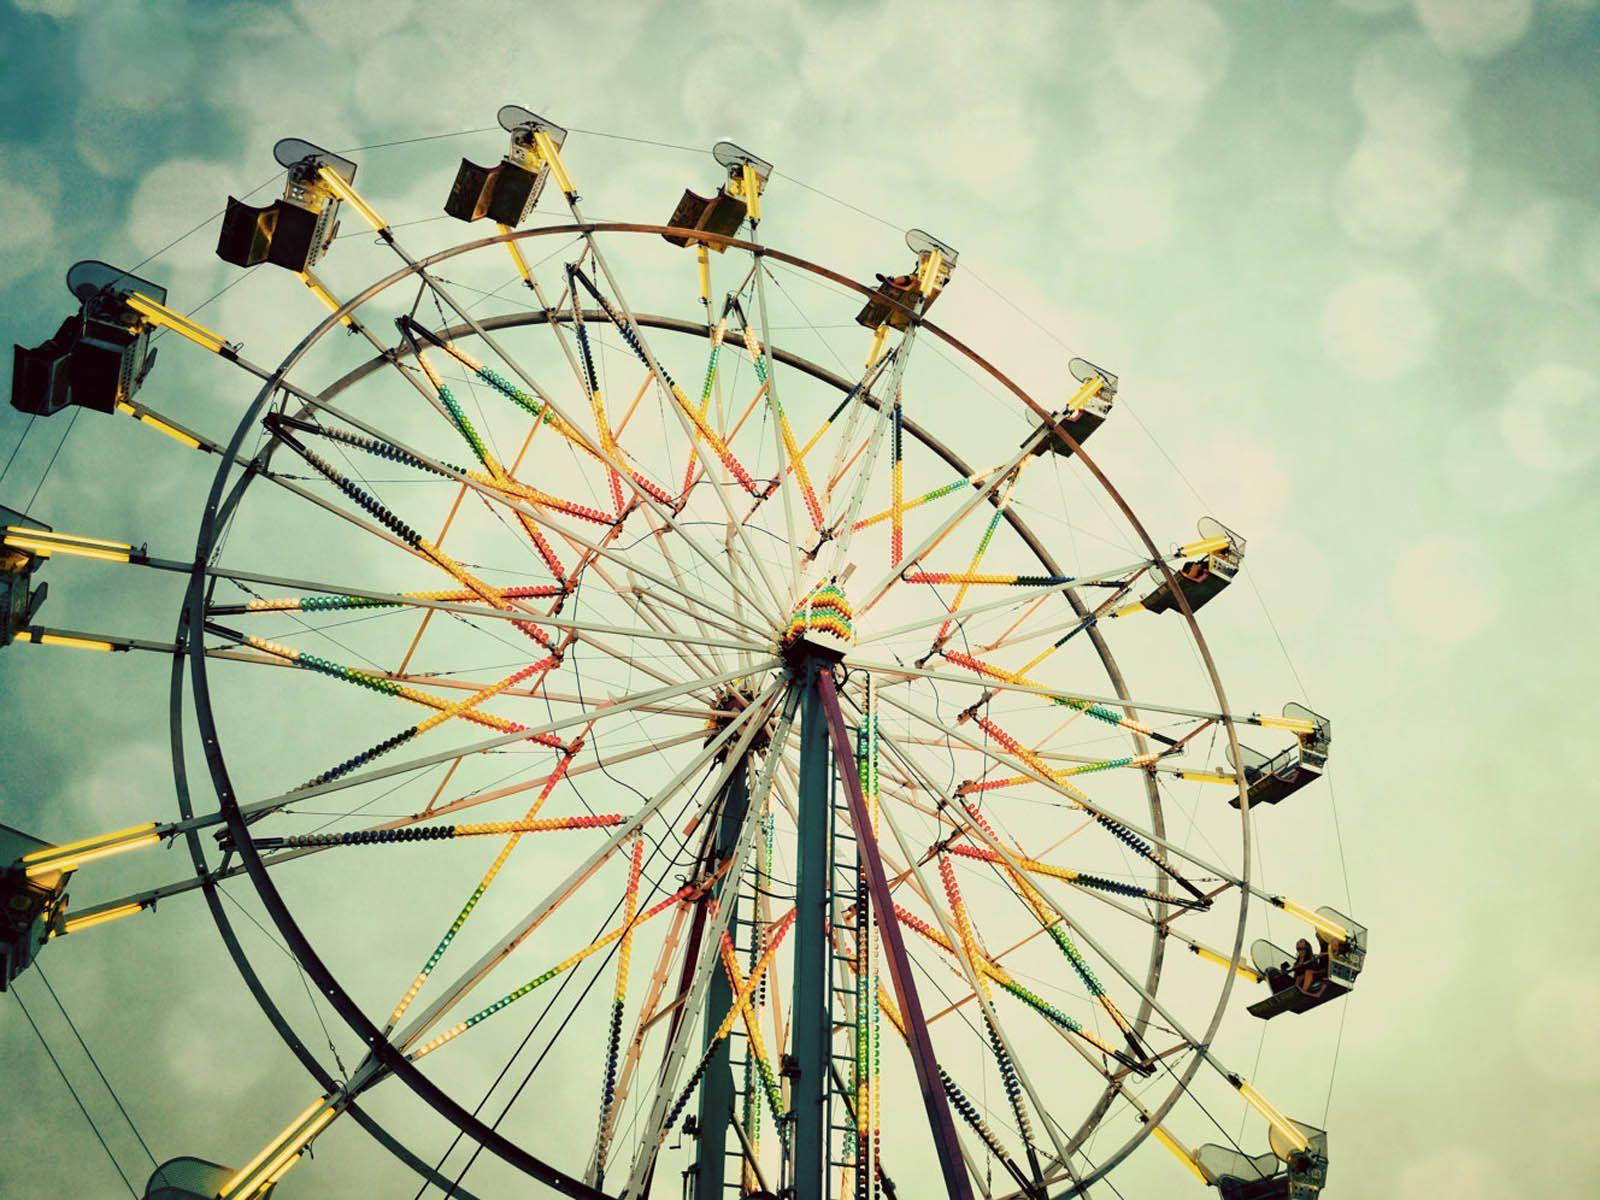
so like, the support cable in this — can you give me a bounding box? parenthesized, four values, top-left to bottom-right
(11, 987, 138, 1197)
(36, 965, 158, 1168)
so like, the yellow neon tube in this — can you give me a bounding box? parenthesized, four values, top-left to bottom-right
(1178, 770, 1237, 785)
(241, 1107, 336, 1197)
(532, 129, 576, 198)
(1186, 941, 1260, 982)
(316, 167, 388, 233)
(298, 271, 354, 328)
(1065, 374, 1105, 413)
(117, 403, 203, 450)
(25, 833, 159, 878)
(139, 413, 201, 450)
(866, 324, 888, 368)
(219, 1098, 327, 1196)
(741, 163, 762, 221)
(1256, 713, 1317, 736)
(36, 633, 118, 652)
(500, 226, 534, 285)
(1178, 533, 1231, 558)
(4, 527, 130, 551)
(1278, 898, 1349, 942)
(696, 244, 710, 304)
(2, 534, 130, 564)
(23, 823, 158, 863)
(125, 293, 229, 354)
(60, 902, 145, 936)
(1149, 1123, 1209, 1182)
(917, 248, 944, 297)
(1236, 1079, 1309, 1152)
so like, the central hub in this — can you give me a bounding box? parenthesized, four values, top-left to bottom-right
(781, 578, 853, 668)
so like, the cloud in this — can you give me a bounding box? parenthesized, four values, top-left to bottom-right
(1444, 409, 1556, 515)
(1335, 122, 1472, 247)
(1413, 0, 1532, 59)
(1393, 1148, 1514, 1198)
(12, 0, 85, 15)
(288, 0, 420, 45)
(1110, 0, 1230, 105)
(1387, 534, 1501, 645)
(74, 4, 198, 112)
(1352, 31, 1470, 139)
(1518, 964, 1600, 1085)
(0, 143, 60, 290)
(1320, 271, 1437, 380)
(1501, 363, 1600, 473)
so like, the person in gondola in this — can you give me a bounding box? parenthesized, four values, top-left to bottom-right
(1293, 937, 1328, 998)
(1264, 956, 1291, 993)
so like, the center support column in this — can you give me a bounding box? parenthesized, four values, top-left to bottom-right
(789, 655, 835, 1200)
(693, 754, 753, 1198)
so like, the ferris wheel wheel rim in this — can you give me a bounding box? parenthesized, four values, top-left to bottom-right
(168, 221, 1255, 1196)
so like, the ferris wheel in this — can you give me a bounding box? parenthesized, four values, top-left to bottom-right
(1, 108, 1366, 1200)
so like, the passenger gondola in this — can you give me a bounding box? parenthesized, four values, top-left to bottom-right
(1247, 908, 1366, 1020)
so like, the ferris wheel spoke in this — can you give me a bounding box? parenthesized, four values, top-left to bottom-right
(737, 276, 807, 591)
(209, 578, 764, 659)
(266, 390, 759, 637)
(925, 462, 1031, 653)
(870, 685, 1242, 894)
(871, 731, 1169, 1082)
(230, 660, 777, 825)
(817, 330, 921, 584)
(744, 277, 824, 534)
(619, 682, 798, 1197)
(871, 722, 1260, 1106)
(854, 553, 1156, 647)
(855, 426, 1050, 618)
(385, 274, 761, 626)
(626, 591, 732, 684)
(559, 247, 792, 624)
(852, 652, 1264, 733)
(388, 679, 783, 1057)
(375, 727, 709, 830)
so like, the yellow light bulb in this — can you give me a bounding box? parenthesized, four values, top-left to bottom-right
(3, 534, 130, 564)
(531, 129, 576, 198)
(136, 413, 202, 450)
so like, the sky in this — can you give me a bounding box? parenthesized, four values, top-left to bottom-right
(1, 0, 1598, 1197)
